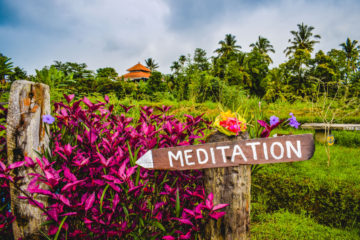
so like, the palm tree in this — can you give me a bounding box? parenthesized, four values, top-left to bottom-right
(284, 23, 321, 56)
(214, 34, 241, 58)
(0, 53, 13, 81)
(170, 61, 181, 73)
(340, 38, 359, 70)
(250, 36, 275, 63)
(144, 58, 159, 71)
(250, 36, 275, 54)
(340, 38, 360, 83)
(178, 55, 187, 66)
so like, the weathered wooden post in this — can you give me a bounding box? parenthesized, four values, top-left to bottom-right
(6, 80, 50, 240)
(204, 131, 250, 240)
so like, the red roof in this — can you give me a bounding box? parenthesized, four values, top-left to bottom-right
(127, 63, 150, 72)
(122, 71, 151, 79)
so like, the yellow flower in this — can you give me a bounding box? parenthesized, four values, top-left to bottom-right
(213, 110, 247, 136)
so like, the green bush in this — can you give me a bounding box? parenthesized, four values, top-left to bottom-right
(252, 144, 360, 229)
(333, 131, 360, 147)
(251, 210, 360, 240)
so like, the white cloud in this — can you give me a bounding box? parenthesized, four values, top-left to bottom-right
(1, 0, 360, 75)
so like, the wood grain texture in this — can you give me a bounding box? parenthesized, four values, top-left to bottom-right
(301, 123, 360, 131)
(148, 134, 314, 170)
(203, 131, 250, 240)
(6, 80, 50, 240)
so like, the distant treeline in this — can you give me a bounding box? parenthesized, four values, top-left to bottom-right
(1, 23, 359, 104)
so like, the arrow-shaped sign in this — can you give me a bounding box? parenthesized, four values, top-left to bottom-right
(136, 134, 315, 170)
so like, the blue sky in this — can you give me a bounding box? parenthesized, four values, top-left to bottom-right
(1, 0, 360, 75)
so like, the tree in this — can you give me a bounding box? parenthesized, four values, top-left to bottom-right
(310, 50, 341, 96)
(179, 55, 187, 65)
(96, 67, 118, 79)
(263, 67, 289, 102)
(284, 23, 321, 57)
(339, 38, 360, 83)
(283, 49, 314, 98)
(214, 34, 241, 58)
(34, 66, 75, 90)
(52, 61, 93, 79)
(250, 36, 275, 63)
(170, 61, 181, 74)
(146, 71, 165, 94)
(193, 48, 210, 71)
(0, 53, 13, 81)
(9, 67, 27, 81)
(340, 38, 360, 62)
(144, 58, 159, 71)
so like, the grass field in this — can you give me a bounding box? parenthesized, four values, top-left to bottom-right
(251, 210, 360, 240)
(2, 90, 360, 239)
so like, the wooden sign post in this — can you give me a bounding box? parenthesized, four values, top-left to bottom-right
(136, 133, 315, 240)
(136, 134, 315, 170)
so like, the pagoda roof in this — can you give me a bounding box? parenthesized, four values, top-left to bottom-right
(122, 71, 151, 79)
(127, 63, 151, 72)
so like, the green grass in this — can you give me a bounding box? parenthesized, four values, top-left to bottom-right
(252, 135, 360, 228)
(251, 210, 360, 240)
(255, 142, 360, 191)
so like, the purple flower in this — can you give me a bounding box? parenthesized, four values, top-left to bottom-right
(42, 115, 55, 124)
(269, 116, 279, 126)
(288, 113, 300, 128)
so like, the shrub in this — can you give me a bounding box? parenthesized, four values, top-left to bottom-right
(0, 105, 14, 239)
(332, 131, 360, 147)
(4, 95, 229, 239)
(252, 152, 360, 229)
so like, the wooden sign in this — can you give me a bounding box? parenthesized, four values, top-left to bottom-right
(136, 134, 315, 170)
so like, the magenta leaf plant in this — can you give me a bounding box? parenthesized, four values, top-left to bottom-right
(0, 105, 15, 239)
(4, 95, 229, 239)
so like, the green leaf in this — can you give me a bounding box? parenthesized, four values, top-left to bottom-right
(54, 215, 68, 240)
(152, 221, 166, 232)
(176, 188, 180, 218)
(0, 204, 7, 212)
(100, 184, 110, 214)
(122, 204, 129, 218)
(135, 166, 141, 186)
(40, 220, 54, 226)
(126, 141, 135, 166)
(39, 229, 52, 240)
(139, 216, 145, 227)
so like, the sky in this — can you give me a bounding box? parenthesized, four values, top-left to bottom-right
(1, 0, 360, 75)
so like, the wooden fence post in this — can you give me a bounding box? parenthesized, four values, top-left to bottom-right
(203, 131, 251, 240)
(6, 80, 50, 240)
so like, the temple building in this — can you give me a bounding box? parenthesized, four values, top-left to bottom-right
(120, 63, 151, 81)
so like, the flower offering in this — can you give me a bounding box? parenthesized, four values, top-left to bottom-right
(214, 110, 247, 136)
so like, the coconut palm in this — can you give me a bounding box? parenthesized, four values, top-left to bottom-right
(250, 36, 275, 63)
(340, 38, 360, 83)
(284, 23, 321, 57)
(250, 36, 275, 54)
(0, 53, 13, 81)
(214, 34, 241, 58)
(340, 38, 359, 70)
(178, 55, 187, 66)
(170, 61, 181, 73)
(144, 58, 159, 71)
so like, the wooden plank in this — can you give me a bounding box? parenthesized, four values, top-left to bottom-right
(136, 134, 315, 170)
(7, 80, 50, 240)
(301, 123, 360, 131)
